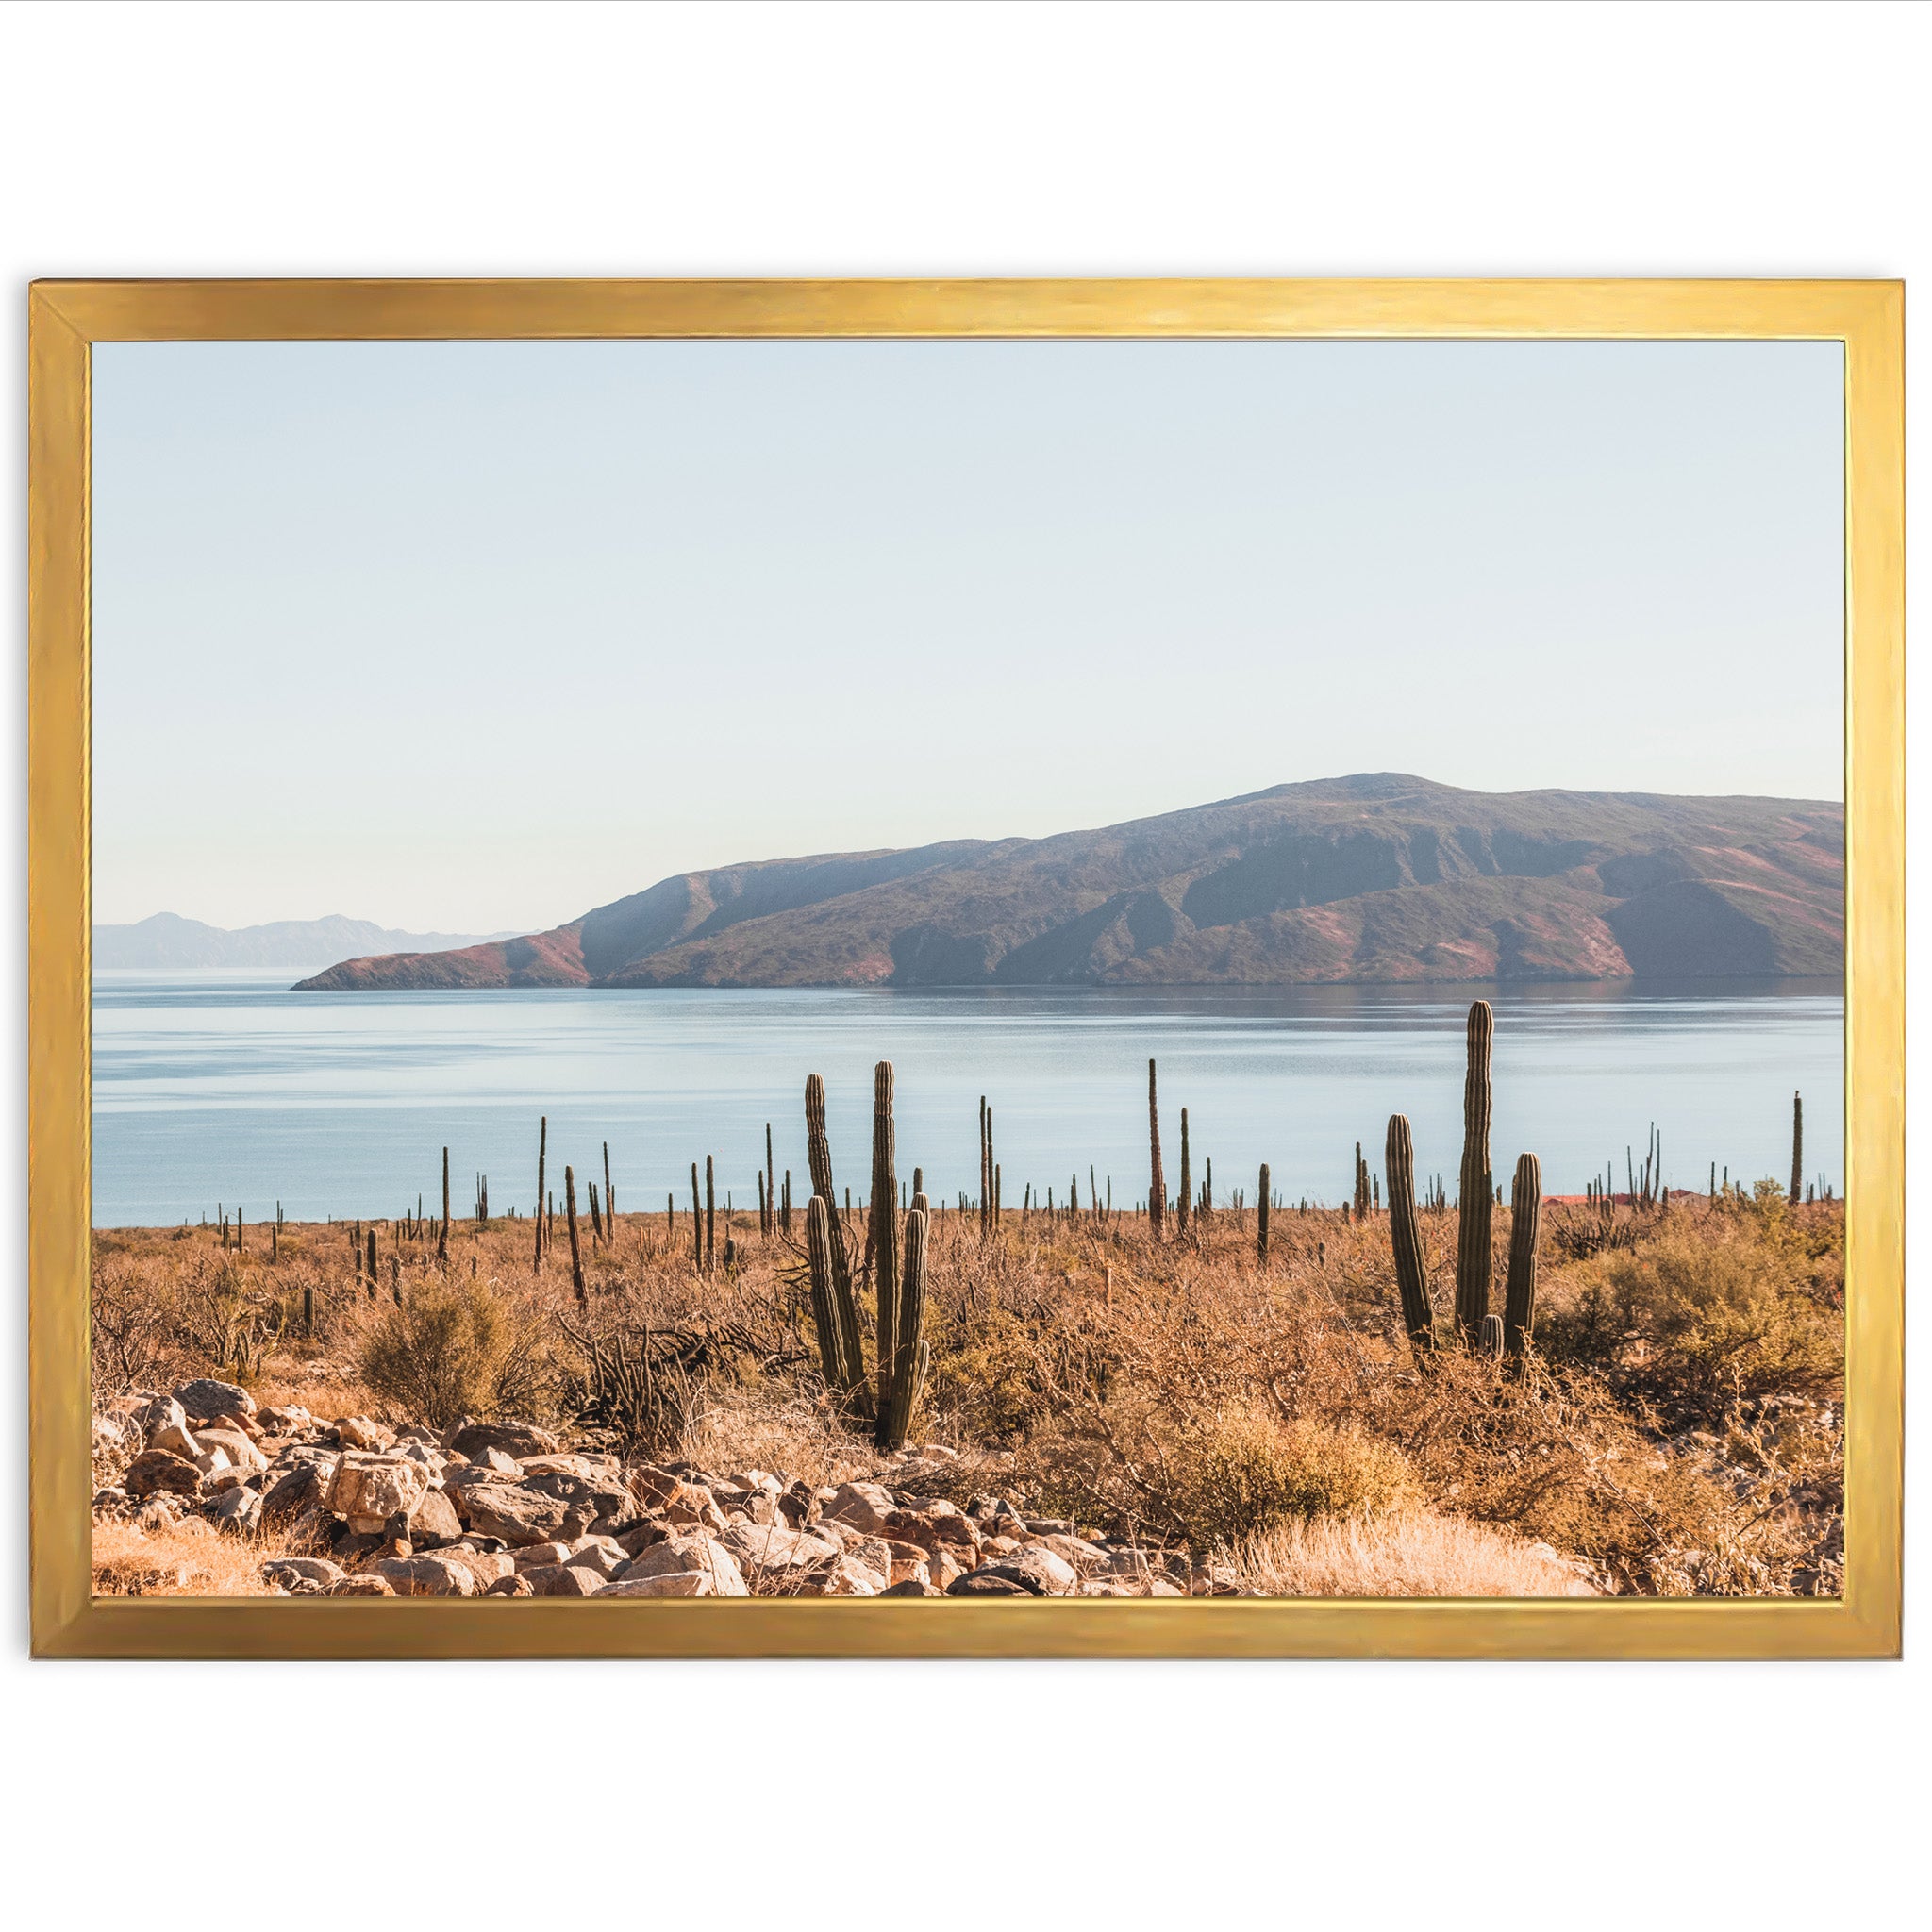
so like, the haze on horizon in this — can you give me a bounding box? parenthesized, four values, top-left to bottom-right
(92, 339, 1845, 934)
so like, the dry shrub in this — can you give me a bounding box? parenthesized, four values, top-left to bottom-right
(1539, 1207, 1842, 1413)
(1232, 1509, 1594, 1598)
(92, 1514, 304, 1598)
(354, 1274, 543, 1427)
(1158, 1406, 1419, 1551)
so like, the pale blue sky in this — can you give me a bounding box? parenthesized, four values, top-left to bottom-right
(92, 339, 1844, 933)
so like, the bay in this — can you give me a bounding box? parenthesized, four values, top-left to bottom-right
(89, 973, 1843, 1227)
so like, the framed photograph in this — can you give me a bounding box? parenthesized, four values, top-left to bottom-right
(29, 278, 1902, 1657)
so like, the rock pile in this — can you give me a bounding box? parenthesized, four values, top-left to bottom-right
(92, 1384, 1228, 1599)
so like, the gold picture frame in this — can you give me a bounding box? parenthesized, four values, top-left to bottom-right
(29, 277, 1904, 1658)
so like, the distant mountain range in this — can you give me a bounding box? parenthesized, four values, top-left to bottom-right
(95, 912, 519, 973)
(292, 774, 1844, 992)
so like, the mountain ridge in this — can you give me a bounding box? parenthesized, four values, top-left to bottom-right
(293, 774, 1844, 991)
(95, 912, 521, 974)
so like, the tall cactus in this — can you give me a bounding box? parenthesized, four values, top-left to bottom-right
(534, 1115, 547, 1270)
(805, 1074, 869, 1419)
(877, 1205, 931, 1452)
(1790, 1091, 1803, 1206)
(870, 1062, 899, 1412)
(1257, 1162, 1271, 1265)
(1503, 1151, 1541, 1357)
(1454, 1000, 1495, 1341)
(1386, 1114, 1434, 1359)
(806, 1194, 866, 1412)
(1176, 1107, 1191, 1235)
(564, 1164, 586, 1306)
(440, 1146, 450, 1265)
(1148, 1058, 1167, 1238)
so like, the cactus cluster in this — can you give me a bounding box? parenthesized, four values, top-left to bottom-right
(1384, 1001, 1543, 1365)
(802, 1065, 930, 1449)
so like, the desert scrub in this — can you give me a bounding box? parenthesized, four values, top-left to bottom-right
(1158, 1406, 1420, 1552)
(1540, 1208, 1842, 1413)
(354, 1274, 544, 1428)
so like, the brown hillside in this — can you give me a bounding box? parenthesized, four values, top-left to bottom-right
(294, 774, 1843, 991)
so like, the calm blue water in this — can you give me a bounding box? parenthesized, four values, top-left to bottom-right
(89, 974, 1843, 1228)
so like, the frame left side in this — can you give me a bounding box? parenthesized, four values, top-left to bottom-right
(29, 286, 93, 1655)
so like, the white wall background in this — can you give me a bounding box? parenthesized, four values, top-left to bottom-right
(2, 4, 1922, 1924)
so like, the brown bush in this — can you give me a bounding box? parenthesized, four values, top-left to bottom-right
(354, 1274, 543, 1427)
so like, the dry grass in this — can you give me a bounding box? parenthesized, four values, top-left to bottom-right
(91, 1186, 1845, 1596)
(1231, 1511, 1595, 1598)
(92, 1514, 311, 1597)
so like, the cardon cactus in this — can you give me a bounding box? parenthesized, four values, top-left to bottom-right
(876, 1205, 930, 1452)
(806, 1194, 866, 1411)
(1790, 1091, 1804, 1207)
(869, 1062, 899, 1411)
(440, 1146, 450, 1265)
(1503, 1151, 1541, 1357)
(1385, 1114, 1434, 1359)
(1177, 1107, 1191, 1235)
(1479, 1314, 1505, 1359)
(1257, 1162, 1271, 1264)
(1454, 1001, 1495, 1341)
(1148, 1059, 1167, 1238)
(805, 1074, 869, 1419)
(564, 1164, 586, 1307)
(534, 1115, 547, 1270)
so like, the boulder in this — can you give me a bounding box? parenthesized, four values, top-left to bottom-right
(511, 1541, 576, 1570)
(519, 1453, 618, 1482)
(785, 1555, 882, 1598)
(1038, 1533, 1111, 1577)
(447, 1420, 559, 1462)
(615, 1535, 748, 1597)
(564, 1541, 627, 1581)
(205, 1484, 265, 1535)
(258, 1461, 330, 1532)
(434, 1547, 517, 1589)
(524, 1562, 607, 1597)
(720, 1522, 841, 1584)
(334, 1416, 395, 1451)
(149, 1419, 202, 1459)
(256, 1404, 315, 1436)
(597, 1573, 721, 1598)
(124, 1449, 202, 1500)
(325, 1574, 396, 1597)
(325, 1453, 431, 1534)
(881, 1578, 942, 1597)
(822, 1481, 896, 1536)
(615, 1519, 673, 1557)
(484, 1574, 535, 1597)
(263, 1556, 344, 1591)
(986, 1545, 1079, 1596)
(130, 1393, 189, 1444)
(197, 1426, 268, 1473)
(370, 1554, 477, 1597)
(517, 1468, 632, 1526)
(173, 1378, 256, 1423)
(455, 1482, 578, 1549)
(407, 1488, 463, 1542)
(776, 1480, 821, 1528)
(946, 1570, 1037, 1597)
